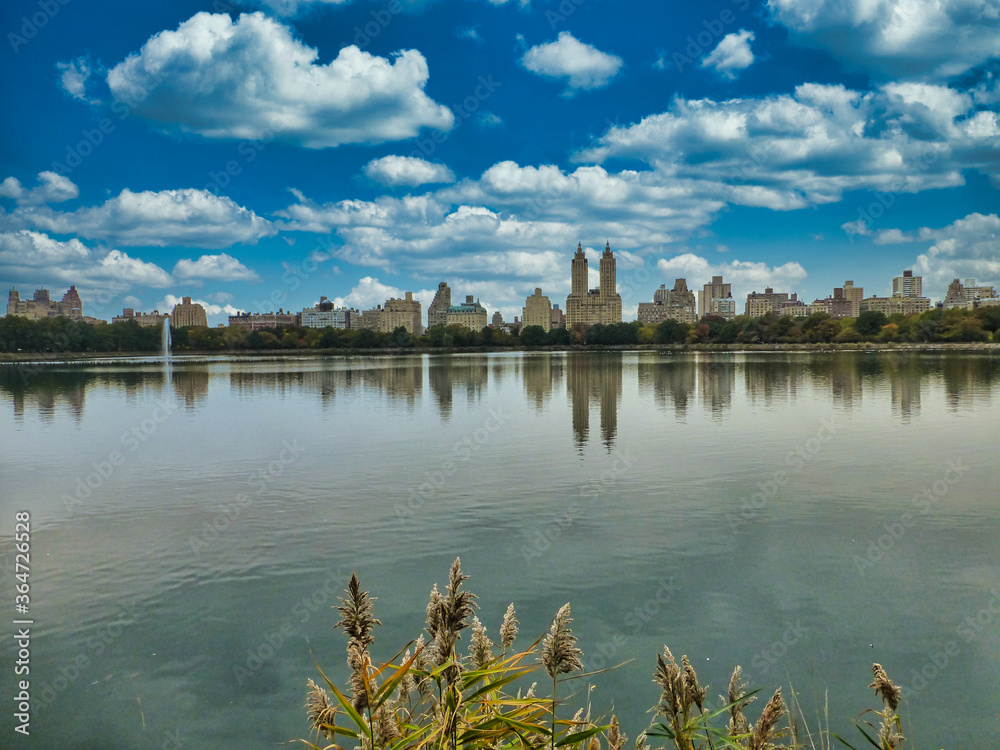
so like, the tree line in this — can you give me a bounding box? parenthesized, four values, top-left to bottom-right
(2, 306, 999, 355)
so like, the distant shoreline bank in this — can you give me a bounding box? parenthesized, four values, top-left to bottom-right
(2, 340, 999, 364)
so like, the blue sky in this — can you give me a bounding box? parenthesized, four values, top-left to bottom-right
(2, 0, 998, 324)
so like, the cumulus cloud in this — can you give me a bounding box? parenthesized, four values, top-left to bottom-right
(578, 82, 999, 209)
(905, 213, 1000, 294)
(701, 30, 755, 79)
(5, 188, 275, 248)
(0, 231, 173, 295)
(106, 12, 454, 148)
(363, 155, 456, 186)
(332, 276, 431, 310)
(155, 293, 244, 324)
(657, 252, 808, 300)
(520, 32, 623, 94)
(0, 172, 79, 206)
(173, 253, 262, 282)
(768, 0, 1000, 80)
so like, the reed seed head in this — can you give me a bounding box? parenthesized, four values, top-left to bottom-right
(334, 573, 381, 652)
(305, 678, 337, 739)
(608, 715, 627, 750)
(469, 616, 494, 669)
(540, 603, 584, 679)
(500, 602, 519, 650)
(682, 654, 707, 712)
(748, 688, 786, 750)
(869, 663, 902, 713)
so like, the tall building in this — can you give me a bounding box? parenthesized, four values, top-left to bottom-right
(698, 276, 735, 319)
(745, 288, 795, 318)
(961, 279, 998, 304)
(523, 288, 553, 331)
(943, 279, 968, 308)
(379, 292, 423, 335)
(638, 279, 697, 325)
(7, 286, 83, 320)
(893, 270, 923, 298)
(299, 297, 350, 329)
(565, 242, 623, 327)
(834, 280, 863, 317)
(443, 295, 488, 331)
(427, 282, 452, 329)
(171, 296, 208, 327)
(490, 310, 504, 328)
(550, 304, 566, 329)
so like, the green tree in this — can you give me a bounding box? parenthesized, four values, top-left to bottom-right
(856, 310, 888, 337)
(654, 319, 689, 344)
(520, 325, 547, 346)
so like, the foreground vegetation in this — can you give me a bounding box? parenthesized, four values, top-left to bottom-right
(2, 305, 998, 355)
(303, 560, 910, 750)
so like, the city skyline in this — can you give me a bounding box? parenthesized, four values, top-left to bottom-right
(2, 0, 999, 326)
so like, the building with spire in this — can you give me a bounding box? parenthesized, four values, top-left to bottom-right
(565, 242, 623, 327)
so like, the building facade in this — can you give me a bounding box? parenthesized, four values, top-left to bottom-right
(745, 288, 796, 318)
(859, 296, 931, 315)
(698, 276, 736, 319)
(171, 297, 208, 327)
(893, 270, 923, 298)
(7, 286, 83, 320)
(231, 310, 300, 330)
(298, 297, 351, 329)
(638, 278, 697, 325)
(427, 282, 452, 329)
(444, 295, 488, 331)
(113, 308, 169, 327)
(523, 288, 553, 331)
(565, 242, 623, 327)
(379, 292, 423, 335)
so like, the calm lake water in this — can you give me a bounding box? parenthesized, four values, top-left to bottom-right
(1, 350, 998, 748)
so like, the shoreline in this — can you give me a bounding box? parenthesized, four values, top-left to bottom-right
(2, 340, 998, 363)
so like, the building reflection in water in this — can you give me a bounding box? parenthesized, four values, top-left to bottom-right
(0, 366, 169, 424)
(742, 357, 801, 410)
(697, 355, 735, 421)
(170, 367, 210, 411)
(428, 357, 488, 420)
(523, 354, 564, 414)
(637, 356, 696, 421)
(566, 352, 621, 451)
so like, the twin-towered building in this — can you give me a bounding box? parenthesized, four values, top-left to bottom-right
(7, 286, 82, 320)
(565, 242, 623, 327)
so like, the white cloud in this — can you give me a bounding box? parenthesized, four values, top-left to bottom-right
(520, 32, 623, 94)
(455, 26, 482, 42)
(173, 254, 262, 282)
(106, 12, 454, 148)
(0, 172, 79, 206)
(363, 156, 456, 187)
(908, 213, 1000, 294)
(56, 56, 97, 102)
(477, 112, 504, 129)
(657, 253, 808, 300)
(5, 188, 274, 248)
(155, 293, 244, 324)
(768, 0, 1000, 80)
(331, 276, 434, 310)
(0, 231, 173, 295)
(701, 30, 756, 79)
(578, 82, 999, 209)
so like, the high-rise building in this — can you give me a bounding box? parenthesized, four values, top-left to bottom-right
(961, 279, 998, 304)
(565, 242, 623, 327)
(698, 276, 735, 319)
(427, 282, 452, 329)
(298, 297, 349, 328)
(745, 287, 795, 318)
(490, 311, 504, 328)
(638, 279, 697, 324)
(171, 296, 208, 327)
(7, 286, 83, 320)
(943, 279, 968, 308)
(893, 270, 923, 298)
(379, 292, 422, 335)
(443, 295, 488, 331)
(550, 304, 566, 329)
(523, 288, 553, 331)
